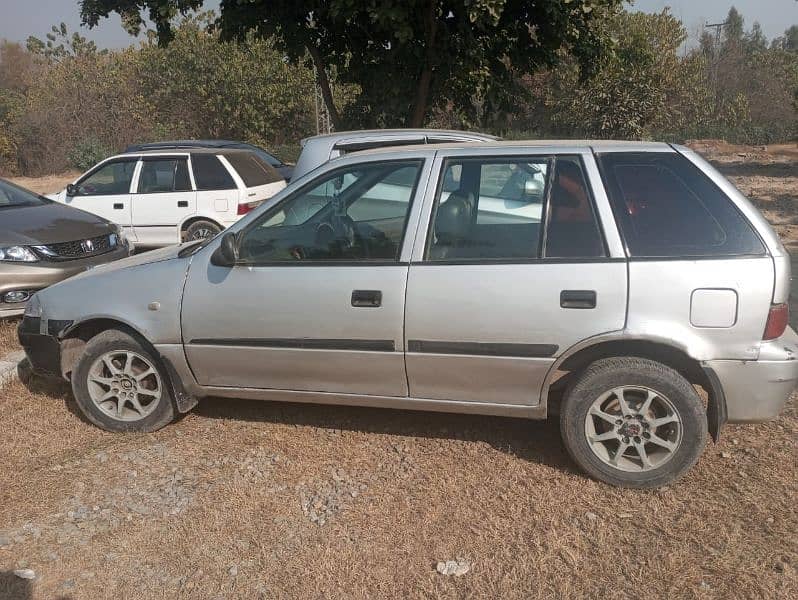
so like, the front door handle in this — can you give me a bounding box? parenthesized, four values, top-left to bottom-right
(351, 290, 382, 308)
(560, 290, 596, 309)
(177, 200, 188, 208)
(113, 203, 124, 210)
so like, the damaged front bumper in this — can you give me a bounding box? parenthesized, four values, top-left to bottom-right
(17, 316, 73, 377)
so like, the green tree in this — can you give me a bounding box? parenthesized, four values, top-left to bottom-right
(80, 0, 622, 129)
(546, 9, 711, 139)
(26, 22, 103, 61)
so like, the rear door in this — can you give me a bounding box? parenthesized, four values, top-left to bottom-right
(131, 155, 195, 246)
(404, 148, 628, 406)
(65, 158, 137, 239)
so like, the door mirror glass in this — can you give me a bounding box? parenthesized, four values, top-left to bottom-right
(66, 183, 78, 197)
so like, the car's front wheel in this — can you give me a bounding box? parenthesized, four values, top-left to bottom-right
(560, 357, 707, 488)
(71, 330, 176, 432)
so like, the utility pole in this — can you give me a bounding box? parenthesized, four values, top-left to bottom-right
(704, 21, 729, 93)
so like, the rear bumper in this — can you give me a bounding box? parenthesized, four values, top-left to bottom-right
(705, 328, 798, 422)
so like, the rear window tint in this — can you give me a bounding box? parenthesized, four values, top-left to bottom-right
(223, 152, 283, 187)
(191, 154, 236, 191)
(597, 152, 764, 257)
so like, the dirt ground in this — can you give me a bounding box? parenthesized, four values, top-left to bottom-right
(0, 143, 796, 599)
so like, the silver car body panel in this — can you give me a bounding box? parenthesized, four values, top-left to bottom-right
(293, 129, 499, 181)
(28, 139, 797, 424)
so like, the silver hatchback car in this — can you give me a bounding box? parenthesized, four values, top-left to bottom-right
(18, 140, 797, 488)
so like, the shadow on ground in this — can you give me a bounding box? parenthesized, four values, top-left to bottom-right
(19, 373, 581, 478)
(0, 572, 34, 600)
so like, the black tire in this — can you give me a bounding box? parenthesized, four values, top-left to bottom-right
(560, 357, 707, 489)
(183, 219, 221, 241)
(71, 329, 176, 433)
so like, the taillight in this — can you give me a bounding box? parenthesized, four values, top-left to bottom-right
(237, 199, 263, 215)
(763, 303, 789, 340)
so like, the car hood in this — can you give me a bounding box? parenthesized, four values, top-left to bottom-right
(0, 202, 113, 246)
(64, 243, 189, 282)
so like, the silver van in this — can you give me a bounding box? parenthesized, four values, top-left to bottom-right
(18, 140, 797, 488)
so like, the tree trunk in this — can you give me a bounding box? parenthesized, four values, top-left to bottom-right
(409, 0, 438, 127)
(307, 44, 342, 130)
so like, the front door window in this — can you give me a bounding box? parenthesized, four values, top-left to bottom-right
(238, 160, 423, 263)
(75, 160, 136, 196)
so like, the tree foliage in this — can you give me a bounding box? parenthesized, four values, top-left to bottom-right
(81, 0, 623, 128)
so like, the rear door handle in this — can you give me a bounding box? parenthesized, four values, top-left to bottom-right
(560, 290, 596, 309)
(351, 290, 382, 308)
(113, 203, 124, 209)
(177, 200, 188, 208)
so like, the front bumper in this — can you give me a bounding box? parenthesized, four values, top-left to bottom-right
(0, 245, 131, 317)
(705, 327, 798, 422)
(17, 316, 71, 377)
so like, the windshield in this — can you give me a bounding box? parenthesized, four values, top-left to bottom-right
(0, 179, 49, 208)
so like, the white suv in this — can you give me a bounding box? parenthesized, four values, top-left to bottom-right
(48, 149, 286, 247)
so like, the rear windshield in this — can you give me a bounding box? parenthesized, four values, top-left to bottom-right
(223, 152, 283, 187)
(0, 179, 48, 208)
(597, 152, 765, 258)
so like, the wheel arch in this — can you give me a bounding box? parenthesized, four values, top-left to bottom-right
(59, 317, 197, 413)
(543, 335, 724, 442)
(179, 215, 223, 235)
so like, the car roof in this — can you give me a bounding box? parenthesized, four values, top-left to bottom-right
(111, 147, 256, 158)
(301, 128, 500, 145)
(353, 139, 674, 156)
(126, 140, 251, 150)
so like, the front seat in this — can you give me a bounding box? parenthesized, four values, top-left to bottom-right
(430, 190, 473, 260)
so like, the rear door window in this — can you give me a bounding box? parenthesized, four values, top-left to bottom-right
(597, 152, 764, 257)
(223, 152, 283, 186)
(191, 154, 236, 191)
(137, 158, 192, 193)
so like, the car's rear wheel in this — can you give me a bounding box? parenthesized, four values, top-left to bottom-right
(560, 357, 707, 488)
(184, 219, 221, 241)
(71, 330, 176, 432)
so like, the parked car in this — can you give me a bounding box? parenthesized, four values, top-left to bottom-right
(125, 140, 294, 181)
(0, 178, 130, 318)
(291, 129, 499, 181)
(19, 140, 797, 488)
(47, 148, 286, 248)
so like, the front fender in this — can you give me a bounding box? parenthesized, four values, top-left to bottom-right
(36, 251, 192, 346)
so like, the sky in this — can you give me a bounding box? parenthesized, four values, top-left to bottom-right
(0, 0, 796, 49)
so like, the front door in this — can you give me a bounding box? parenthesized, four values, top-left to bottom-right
(131, 156, 196, 246)
(66, 158, 137, 239)
(405, 152, 628, 405)
(181, 158, 429, 397)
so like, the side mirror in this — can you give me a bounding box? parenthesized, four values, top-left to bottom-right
(66, 183, 78, 197)
(211, 232, 239, 267)
(523, 179, 543, 199)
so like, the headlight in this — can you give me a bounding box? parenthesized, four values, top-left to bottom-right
(111, 225, 129, 248)
(23, 294, 41, 318)
(0, 246, 38, 262)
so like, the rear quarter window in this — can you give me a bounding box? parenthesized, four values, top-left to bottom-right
(223, 152, 283, 187)
(191, 154, 236, 191)
(597, 152, 765, 257)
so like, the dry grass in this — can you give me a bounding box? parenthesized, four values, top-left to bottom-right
(7, 172, 78, 196)
(0, 376, 795, 599)
(0, 145, 796, 598)
(0, 318, 20, 357)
